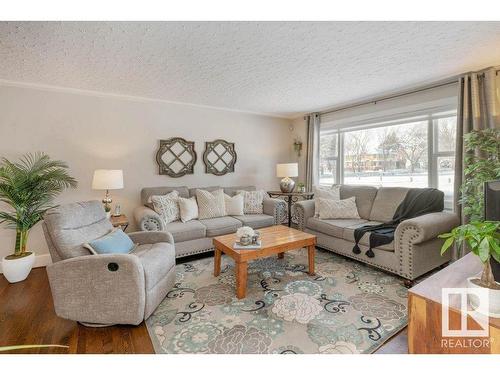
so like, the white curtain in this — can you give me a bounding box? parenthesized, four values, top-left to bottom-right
(305, 113, 320, 191)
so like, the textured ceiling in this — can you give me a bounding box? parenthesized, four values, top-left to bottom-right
(1, 21, 500, 118)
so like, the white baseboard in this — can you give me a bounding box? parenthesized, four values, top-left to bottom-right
(0, 253, 51, 274)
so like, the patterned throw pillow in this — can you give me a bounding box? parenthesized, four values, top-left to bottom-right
(318, 197, 360, 219)
(151, 190, 180, 224)
(178, 196, 199, 223)
(224, 194, 244, 216)
(237, 190, 265, 214)
(313, 185, 340, 217)
(196, 189, 226, 219)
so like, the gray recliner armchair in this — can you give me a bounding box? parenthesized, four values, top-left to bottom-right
(42, 200, 176, 326)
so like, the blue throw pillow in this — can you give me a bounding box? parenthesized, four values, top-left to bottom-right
(85, 229, 135, 255)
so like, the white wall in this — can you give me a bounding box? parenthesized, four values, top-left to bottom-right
(0, 83, 294, 270)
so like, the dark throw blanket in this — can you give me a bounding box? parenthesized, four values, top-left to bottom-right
(352, 188, 444, 258)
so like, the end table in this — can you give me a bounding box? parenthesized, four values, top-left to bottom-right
(267, 191, 314, 227)
(110, 214, 129, 231)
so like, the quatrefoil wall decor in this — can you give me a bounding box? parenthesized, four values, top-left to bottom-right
(203, 139, 237, 176)
(156, 137, 197, 178)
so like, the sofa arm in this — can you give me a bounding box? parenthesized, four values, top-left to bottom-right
(293, 200, 316, 231)
(263, 198, 287, 225)
(46, 254, 146, 325)
(128, 230, 174, 245)
(395, 212, 460, 246)
(134, 205, 164, 231)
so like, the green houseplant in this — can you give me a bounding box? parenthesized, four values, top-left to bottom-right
(459, 129, 500, 221)
(440, 221, 500, 317)
(440, 221, 500, 288)
(0, 152, 77, 283)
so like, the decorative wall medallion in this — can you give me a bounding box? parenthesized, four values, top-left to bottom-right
(156, 138, 197, 178)
(203, 139, 237, 176)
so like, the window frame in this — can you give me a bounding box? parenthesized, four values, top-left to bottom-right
(318, 106, 457, 209)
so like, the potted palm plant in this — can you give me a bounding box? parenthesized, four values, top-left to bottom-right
(440, 221, 500, 316)
(0, 153, 77, 283)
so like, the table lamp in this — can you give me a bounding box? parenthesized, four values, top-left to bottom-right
(276, 163, 298, 193)
(92, 169, 124, 215)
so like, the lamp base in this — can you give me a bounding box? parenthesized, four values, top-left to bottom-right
(280, 177, 296, 193)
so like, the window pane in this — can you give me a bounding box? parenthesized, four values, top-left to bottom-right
(438, 156, 455, 210)
(436, 117, 457, 152)
(343, 121, 428, 187)
(319, 132, 338, 185)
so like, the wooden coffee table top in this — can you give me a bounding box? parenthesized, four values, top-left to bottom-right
(213, 225, 316, 262)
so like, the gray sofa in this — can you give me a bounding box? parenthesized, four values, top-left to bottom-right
(294, 185, 460, 283)
(43, 201, 176, 326)
(134, 185, 287, 258)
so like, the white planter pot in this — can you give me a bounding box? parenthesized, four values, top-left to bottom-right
(466, 276, 500, 318)
(1, 252, 35, 283)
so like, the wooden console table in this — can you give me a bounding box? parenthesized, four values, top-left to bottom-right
(408, 253, 500, 354)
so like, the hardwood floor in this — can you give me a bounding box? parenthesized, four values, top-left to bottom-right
(0, 265, 408, 354)
(0, 268, 153, 354)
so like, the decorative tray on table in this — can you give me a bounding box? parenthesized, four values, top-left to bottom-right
(233, 240, 262, 250)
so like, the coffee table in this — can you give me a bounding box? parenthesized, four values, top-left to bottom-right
(213, 225, 317, 299)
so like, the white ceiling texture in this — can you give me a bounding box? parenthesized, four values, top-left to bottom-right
(1, 21, 499, 118)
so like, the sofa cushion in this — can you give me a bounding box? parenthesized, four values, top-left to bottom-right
(342, 221, 394, 251)
(369, 187, 410, 223)
(85, 228, 135, 255)
(151, 190, 180, 224)
(313, 185, 341, 217)
(141, 186, 189, 206)
(133, 242, 175, 291)
(232, 214, 274, 229)
(307, 217, 368, 237)
(164, 220, 206, 242)
(200, 216, 242, 237)
(197, 189, 226, 219)
(189, 186, 221, 198)
(224, 185, 256, 197)
(318, 197, 360, 220)
(340, 185, 378, 219)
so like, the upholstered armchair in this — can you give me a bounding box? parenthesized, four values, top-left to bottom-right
(42, 200, 176, 326)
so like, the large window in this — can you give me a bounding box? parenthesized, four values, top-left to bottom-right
(319, 110, 457, 210)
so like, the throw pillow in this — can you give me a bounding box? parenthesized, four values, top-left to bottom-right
(237, 190, 265, 214)
(318, 197, 360, 220)
(196, 189, 226, 219)
(151, 190, 180, 224)
(84, 229, 136, 255)
(313, 185, 340, 217)
(224, 193, 244, 216)
(178, 196, 199, 223)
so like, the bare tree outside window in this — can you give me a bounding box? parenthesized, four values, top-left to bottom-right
(344, 130, 370, 173)
(396, 122, 428, 173)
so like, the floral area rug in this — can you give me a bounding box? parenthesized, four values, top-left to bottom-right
(146, 248, 408, 354)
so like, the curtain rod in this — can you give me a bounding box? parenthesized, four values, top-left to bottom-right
(312, 78, 459, 118)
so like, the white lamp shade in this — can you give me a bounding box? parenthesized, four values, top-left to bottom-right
(276, 163, 298, 178)
(92, 169, 124, 190)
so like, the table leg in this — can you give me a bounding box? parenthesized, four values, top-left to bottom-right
(214, 247, 221, 277)
(307, 245, 315, 275)
(278, 252, 284, 259)
(235, 261, 248, 299)
(287, 196, 292, 227)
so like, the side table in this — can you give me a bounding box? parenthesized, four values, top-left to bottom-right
(267, 191, 314, 227)
(110, 214, 129, 232)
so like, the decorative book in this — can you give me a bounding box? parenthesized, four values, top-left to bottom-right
(233, 240, 261, 250)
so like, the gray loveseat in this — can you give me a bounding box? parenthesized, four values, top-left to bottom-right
(134, 185, 287, 258)
(294, 185, 459, 283)
(43, 200, 176, 326)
